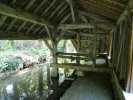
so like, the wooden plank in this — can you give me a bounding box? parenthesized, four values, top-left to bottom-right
(0, 2, 53, 27)
(50, 63, 112, 73)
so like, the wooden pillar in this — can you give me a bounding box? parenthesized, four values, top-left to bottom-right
(126, 13, 133, 92)
(51, 44, 59, 77)
(44, 39, 59, 91)
(93, 28, 97, 67)
(108, 30, 113, 58)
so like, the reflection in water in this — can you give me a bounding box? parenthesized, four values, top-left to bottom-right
(0, 64, 50, 100)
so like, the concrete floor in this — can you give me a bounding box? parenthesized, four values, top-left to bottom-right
(60, 72, 114, 100)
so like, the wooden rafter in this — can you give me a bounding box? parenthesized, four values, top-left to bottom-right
(80, 0, 120, 16)
(0, 2, 54, 27)
(78, 1, 118, 20)
(48, 1, 65, 20)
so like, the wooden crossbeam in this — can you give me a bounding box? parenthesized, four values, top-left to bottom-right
(0, 2, 54, 27)
(57, 55, 92, 60)
(58, 23, 94, 29)
(50, 63, 112, 73)
(57, 52, 93, 57)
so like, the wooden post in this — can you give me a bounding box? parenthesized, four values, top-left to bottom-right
(93, 28, 97, 67)
(126, 13, 133, 92)
(108, 30, 114, 58)
(43, 39, 59, 91)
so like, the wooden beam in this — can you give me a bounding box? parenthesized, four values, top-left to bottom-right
(48, 1, 65, 20)
(41, 0, 57, 16)
(78, 1, 118, 20)
(0, 2, 54, 27)
(24, 0, 36, 10)
(126, 12, 133, 92)
(57, 52, 93, 57)
(17, 0, 47, 32)
(58, 23, 94, 29)
(0, 30, 41, 40)
(117, 0, 133, 24)
(67, 0, 78, 23)
(57, 55, 92, 60)
(7, 19, 17, 31)
(43, 39, 53, 53)
(81, 0, 120, 17)
(87, 0, 122, 13)
(50, 63, 112, 73)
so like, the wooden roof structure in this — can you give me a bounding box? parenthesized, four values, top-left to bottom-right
(0, 0, 128, 39)
(0, 0, 131, 53)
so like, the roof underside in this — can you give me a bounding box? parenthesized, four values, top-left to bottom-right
(0, 0, 128, 40)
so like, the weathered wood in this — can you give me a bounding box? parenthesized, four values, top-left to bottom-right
(67, 0, 78, 23)
(81, 0, 120, 17)
(79, 0, 118, 20)
(93, 29, 97, 67)
(108, 30, 114, 57)
(105, 0, 125, 7)
(77, 34, 80, 51)
(57, 55, 92, 60)
(0, 30, 40, 40)
(57, 52, 93, 57)
(112, 71, 125, 100)
(34, 0, 47, 14)
(58, 22, 115, 30)
(17, 0, 47, 32)
(58, 23, 94, 29)
(116, 20, 127, 72)
(48, 1, 65, 20)
(117, 0, 133, 24)
(7, 19, 17, 31)
(126, 13, 133, 92)
(0, 2, 53, 27)
(24, 0, 36, 10)
(43, 39, 53, 53)
(50, 63, 112, 73)
(41, 0, 57, 16)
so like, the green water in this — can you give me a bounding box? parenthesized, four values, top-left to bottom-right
(0, 65, 49, 100)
